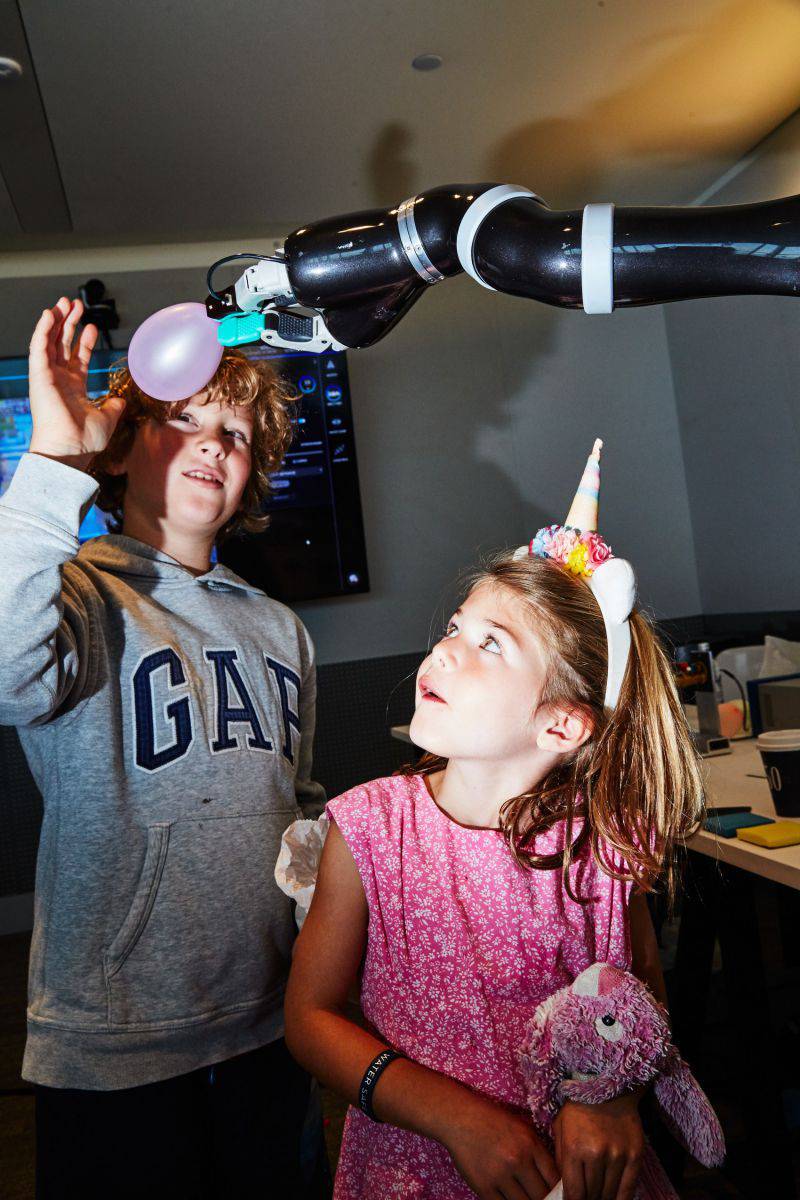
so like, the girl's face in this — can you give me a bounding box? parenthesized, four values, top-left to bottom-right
(410, 581, 552, 765)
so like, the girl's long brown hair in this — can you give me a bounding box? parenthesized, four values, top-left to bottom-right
(404, 552, 704, 901)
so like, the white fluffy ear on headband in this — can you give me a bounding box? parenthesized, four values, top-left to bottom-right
(587, 559, 636, 710)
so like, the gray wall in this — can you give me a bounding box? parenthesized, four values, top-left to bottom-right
(0, 261, 700, 665)
(664, 113, 800, 616)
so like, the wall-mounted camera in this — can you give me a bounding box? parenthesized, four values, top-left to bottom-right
(78, 279, 119, 349)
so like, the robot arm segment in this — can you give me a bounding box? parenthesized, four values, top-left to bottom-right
(207, 185, 800, 352)
(469, 192, 800, 312)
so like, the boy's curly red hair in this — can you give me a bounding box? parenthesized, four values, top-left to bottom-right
(90, 349, 297, 542)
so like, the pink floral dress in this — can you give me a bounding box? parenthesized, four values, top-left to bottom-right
(326, 773, 637, 1200)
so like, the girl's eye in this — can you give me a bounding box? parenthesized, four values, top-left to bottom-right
(480, 635, 502, 655)
(225, 428, 249, 444)
(443, 623, 458, 639)
(174, 413, 196, 425)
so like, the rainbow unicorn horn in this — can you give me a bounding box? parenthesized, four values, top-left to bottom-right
(564, 438, 602, 533)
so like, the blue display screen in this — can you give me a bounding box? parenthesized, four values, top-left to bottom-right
(0, 341, 369, 602)
(0, 350, 120, 541)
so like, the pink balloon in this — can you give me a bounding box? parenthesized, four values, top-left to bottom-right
(127, 302, 224, 402)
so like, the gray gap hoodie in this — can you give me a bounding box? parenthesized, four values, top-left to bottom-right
(0, 453, 324, 1089)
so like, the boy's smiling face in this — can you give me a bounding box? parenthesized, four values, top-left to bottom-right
(112, 394, 254, 543)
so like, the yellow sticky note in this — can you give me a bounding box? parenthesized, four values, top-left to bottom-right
(736, 821, 800, 849)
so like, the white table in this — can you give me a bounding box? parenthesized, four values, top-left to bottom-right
(691, 739, 800, 891)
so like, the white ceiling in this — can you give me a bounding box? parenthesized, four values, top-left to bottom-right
(3, 0, 800, 250)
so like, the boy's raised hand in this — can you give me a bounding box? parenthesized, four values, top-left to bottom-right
(28, 297, 127, 470)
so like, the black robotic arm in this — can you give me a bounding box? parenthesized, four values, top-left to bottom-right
(206, 184, 800, 353)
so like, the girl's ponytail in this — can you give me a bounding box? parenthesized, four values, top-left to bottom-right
(581, 608, 705, 897)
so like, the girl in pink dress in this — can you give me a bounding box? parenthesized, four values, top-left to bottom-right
(285, 443, 704, 1200)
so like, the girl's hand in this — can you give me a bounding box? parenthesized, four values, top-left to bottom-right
(442, 1092, 559, 1200)
(552, 1094, 644, 1200)
(27, 297, 126, 470)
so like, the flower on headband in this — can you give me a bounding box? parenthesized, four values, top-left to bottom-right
(584, 531, 613, 572)
(566, 542, 590, 576)
(531, 525, 560, 558)
(548, 527, 580, 562)
(530, 524, 614, 580)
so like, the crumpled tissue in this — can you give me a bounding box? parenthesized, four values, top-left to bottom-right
(274, 815, 329, 929)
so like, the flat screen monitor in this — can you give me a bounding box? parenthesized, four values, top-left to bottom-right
(221, 343, 370, 602)
(0, 347, 119, 541)
(0, 342, 369, 603)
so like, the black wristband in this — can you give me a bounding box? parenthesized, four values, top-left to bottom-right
(358, 1049, 405, 1122)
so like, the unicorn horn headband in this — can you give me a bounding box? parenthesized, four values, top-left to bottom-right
(513, 440, 635, 710)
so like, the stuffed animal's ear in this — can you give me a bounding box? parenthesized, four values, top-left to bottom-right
(522, 1056, 563, 1133)
(519, 1011, 562, 1132)
(652, 1051, 725, 1168)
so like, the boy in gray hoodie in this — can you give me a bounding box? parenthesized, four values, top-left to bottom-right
(0, 296, 326, 1197)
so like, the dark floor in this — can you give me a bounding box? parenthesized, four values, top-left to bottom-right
(2, 897, 800, 1199)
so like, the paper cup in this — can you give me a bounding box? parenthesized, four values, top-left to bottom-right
(757, 730, 800, 817)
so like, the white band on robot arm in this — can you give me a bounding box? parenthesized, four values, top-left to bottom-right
(581, 203, 615, 314)
(456, 185, 542, 290)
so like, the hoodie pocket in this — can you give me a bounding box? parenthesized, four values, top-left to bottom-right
(103, 811, 297, 1029)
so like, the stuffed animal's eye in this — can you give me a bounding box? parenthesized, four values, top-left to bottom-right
(595, 1013, 623, 1042)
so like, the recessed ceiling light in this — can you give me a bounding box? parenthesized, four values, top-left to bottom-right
(412, 54, 443, 71)
(0, 57, 22, 80)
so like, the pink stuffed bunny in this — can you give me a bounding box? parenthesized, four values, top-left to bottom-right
(519, 963, 725, 1200)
